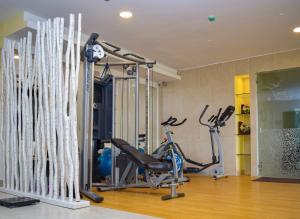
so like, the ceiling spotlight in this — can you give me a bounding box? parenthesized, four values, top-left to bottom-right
(293, 27, 300, 33)
(14, 55, 19, 59)
(120, 11, 132, 19)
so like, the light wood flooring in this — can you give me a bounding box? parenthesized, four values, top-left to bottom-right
(92, 175, 300, 219)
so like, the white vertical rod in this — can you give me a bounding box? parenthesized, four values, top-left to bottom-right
(26, 32, 34, 193)
(6, 42, 11, 189)
(11, 40, 19, 191)
(73, 13, 82, 201)
(4, 41, 11, 190)
(64, 13, 75, 201)
(17, 41, 23, 192)
(40, 22, 47, 196)
(50, 18, 58, 199)
(0, 43, 5, 189)
(21, 38, 28, 193)
(56, 17, 65, 200)
(33, 25, 40, 194)
(45, 20, 54, 197)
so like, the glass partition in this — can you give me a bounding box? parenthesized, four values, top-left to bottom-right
(257, 67, 300, 178)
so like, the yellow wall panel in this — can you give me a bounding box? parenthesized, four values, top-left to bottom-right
(0, 11, 26, 48)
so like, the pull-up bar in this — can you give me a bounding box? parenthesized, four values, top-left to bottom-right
(81, 32, 156, 65)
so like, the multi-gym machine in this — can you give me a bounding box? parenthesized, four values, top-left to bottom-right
(80, 33, 157, 201)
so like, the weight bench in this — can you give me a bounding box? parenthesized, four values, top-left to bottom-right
(112, 139, 172, 172)
(106, 138, 185, 200)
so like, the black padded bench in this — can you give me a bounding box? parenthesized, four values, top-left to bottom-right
(111, 138, 172, 172)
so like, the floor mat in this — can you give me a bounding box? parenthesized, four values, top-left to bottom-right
(253, 177, 300, 184)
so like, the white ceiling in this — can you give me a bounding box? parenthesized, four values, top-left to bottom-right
(1, 0, 300, 70)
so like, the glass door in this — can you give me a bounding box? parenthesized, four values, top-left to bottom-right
(257, 67, 300, 178)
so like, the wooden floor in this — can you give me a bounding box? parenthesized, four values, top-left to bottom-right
(92, 175, 300, 219)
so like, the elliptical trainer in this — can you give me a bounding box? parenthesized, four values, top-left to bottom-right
(197, 104, 235, 179)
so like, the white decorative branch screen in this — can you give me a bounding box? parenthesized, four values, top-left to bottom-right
(0, 13, 89, 209)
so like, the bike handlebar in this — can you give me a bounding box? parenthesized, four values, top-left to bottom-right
(161, 116, 187, 127)
(171, 118, 187, 126)
(161, 116, 175, 126)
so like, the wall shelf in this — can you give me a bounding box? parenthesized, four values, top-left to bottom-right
(235, 74, 251, 176)
(235, 92, 250, 96)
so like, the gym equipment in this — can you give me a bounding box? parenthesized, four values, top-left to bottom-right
(96, 138, 147, 181)
(102, 138, 185, 200)
(155, 104, 235, 179)
(92, 74, 113, 183)
(152, 117, 189, 183)
(0, 197, 40, 208)
(81, 33, 157, 200)
(198, 105, 235, 179)
(80, 33, 105, 203)
(97, 148, 112, 178)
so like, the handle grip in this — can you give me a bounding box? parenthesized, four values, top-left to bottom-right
(208, 115, 215, 122)
(161, 116, 186, 127)
(170, 118, 187, 126)
(215, 108, 223, 120)
(161, 116, 175, 126)
(199, 105, 209, 125)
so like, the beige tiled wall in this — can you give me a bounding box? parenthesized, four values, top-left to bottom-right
(160, 49, 300, 176)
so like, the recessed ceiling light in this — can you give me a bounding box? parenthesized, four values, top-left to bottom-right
(293, 27, 300, 33)
(120, 11, 132, 19)
(279, 12, 285, 16)
(14, 55, 19, 59)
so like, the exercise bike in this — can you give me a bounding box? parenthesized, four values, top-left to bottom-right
(152, 117, 189, 183)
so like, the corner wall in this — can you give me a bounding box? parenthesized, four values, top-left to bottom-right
(160, 49, 300, 176)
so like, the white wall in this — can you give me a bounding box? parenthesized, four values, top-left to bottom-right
(160, 49, 300, 176)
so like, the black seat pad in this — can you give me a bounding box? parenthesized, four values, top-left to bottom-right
(147, 162, 172, 172)
(111, 138, 172, 172)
